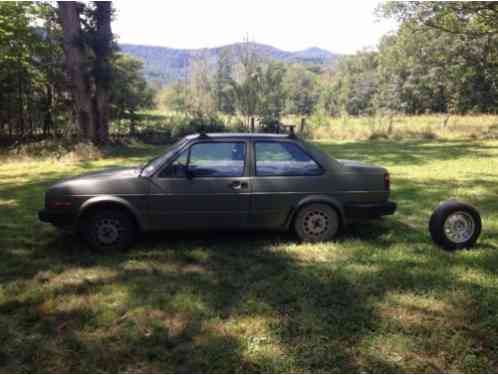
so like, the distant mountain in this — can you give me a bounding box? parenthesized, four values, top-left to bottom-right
(119, 42, 339, 85)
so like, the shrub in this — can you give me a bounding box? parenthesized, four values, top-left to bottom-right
(368, 131, 390, 141)
(170, 115, 227, 139)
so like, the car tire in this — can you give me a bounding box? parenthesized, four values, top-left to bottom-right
(82, 209, 136, 252)
(429, 200, 481, 251)
(294, 203, 340, 242)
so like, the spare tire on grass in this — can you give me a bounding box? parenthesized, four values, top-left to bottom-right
(429, 200, 481, 251)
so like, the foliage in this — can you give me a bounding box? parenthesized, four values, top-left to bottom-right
(110, 53, 155, 133)
(283, 64, 320, 116)
(0, 2, 154, 143)
(0, 2, 68, 138)
(258, 61, 287, 129)
(169, 115, 227, 139)
(375, 2, 498, 114)
(214, 48, 236, 115)
(379, 2, 498, 36)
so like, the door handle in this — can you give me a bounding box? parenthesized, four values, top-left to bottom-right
(230, 181, 248, 190)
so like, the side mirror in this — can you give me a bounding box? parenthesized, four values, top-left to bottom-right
(185, 167, 194, 179)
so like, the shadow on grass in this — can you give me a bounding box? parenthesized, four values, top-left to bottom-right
(1, 140, 498, 372)
(4, 224, 497, 372)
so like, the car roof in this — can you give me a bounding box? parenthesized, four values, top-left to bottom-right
(185, 133, 294, 141)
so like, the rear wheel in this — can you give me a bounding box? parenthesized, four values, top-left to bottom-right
(82, 209, 136, 252)
(294, 203, 340, 242)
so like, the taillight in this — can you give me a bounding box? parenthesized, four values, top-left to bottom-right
(384, 172, 390, 191)
(48, 200, 72, 209)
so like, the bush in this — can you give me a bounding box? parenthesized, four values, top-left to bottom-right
(170, 115, 227, 139)
(368, 131, 390, 140)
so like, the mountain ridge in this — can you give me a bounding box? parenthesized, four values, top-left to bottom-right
(119, 42, 339, 85)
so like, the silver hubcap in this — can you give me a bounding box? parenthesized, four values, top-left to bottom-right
(303, 210, 329, 237)
(444, 211, 475, 244)
(96, 218, 122, 245)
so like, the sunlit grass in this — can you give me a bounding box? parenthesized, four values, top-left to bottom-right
(0, 139, 497, 372)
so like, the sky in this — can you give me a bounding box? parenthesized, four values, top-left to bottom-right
(112, 0, 397, 54)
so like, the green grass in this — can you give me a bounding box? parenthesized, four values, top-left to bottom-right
(1, 139, 498, 372)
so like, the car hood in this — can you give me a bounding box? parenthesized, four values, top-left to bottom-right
(46, 166, 147, 196)
(337, 159, 386, 174)
(60, 166, 141, 183)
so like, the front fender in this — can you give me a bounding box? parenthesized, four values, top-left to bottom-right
(284, 194, 345, 229)
(77, 195, 145, 229)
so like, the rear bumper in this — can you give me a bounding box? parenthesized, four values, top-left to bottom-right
(38, 209, 76, 228)
(344, 200, 397, 220)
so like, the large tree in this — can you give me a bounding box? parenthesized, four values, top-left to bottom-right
(380, 2, 498, 37)
(58, 1, 114, 143)
(92, 1, 113, 143)
(58, 1, 95, 140)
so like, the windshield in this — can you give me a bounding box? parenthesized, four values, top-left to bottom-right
(140, 138, 188, 177)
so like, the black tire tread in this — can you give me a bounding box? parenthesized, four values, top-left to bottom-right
(429, 200, 481, 251)
(294, 203, 340, 243)
(81, 208, 136, 252)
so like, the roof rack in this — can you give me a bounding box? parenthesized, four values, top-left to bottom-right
(287, 125, 296, 138)
(278, 124, 297, 138)
(198, 129, 209, 139)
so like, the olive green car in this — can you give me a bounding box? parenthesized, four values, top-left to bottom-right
(39, 133, 396, 250)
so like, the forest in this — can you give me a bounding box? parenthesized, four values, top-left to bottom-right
(1, 1, 498, 148)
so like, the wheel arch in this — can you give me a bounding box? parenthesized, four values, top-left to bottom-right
(77, 195, 144, 231)
(285, 195, 345, 230)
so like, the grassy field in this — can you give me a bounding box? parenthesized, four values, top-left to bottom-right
(1, 139, 497, 372)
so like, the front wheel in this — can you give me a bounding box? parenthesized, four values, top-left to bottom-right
(81, 209, 136, 252)
(294, 203, 340, 242)
(429, 200, 481, 251)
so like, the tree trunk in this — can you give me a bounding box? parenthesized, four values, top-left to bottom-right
(93, 1, 113, 144)
(58, 1, 96, 142)
(17, 68, 24, 138)
(300, 117, 306, 133)
(43, 84, 53, 136)
(129, 111, 136, 136)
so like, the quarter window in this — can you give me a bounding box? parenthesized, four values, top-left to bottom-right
(189, 142, 246, 177)
(159, 148, 189, 178)
(255, 142, 323, 176)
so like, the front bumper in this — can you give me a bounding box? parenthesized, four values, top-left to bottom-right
(344, 200, 397, 220)
(38, 209, 76, 228)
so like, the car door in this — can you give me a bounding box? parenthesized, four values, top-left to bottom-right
(250, 140, 325, 228)
(148, 140, 251, 229)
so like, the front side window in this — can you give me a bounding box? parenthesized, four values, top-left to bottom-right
(255, 142, 323, 176)
(142, 138, 188, 176)
(188, 142, 246, 177)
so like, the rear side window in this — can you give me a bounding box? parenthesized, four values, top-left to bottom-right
(255, 142, 323, 176)
(189, 142, 246, 177)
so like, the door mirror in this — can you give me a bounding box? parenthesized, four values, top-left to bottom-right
(185, 166, 194, 179)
